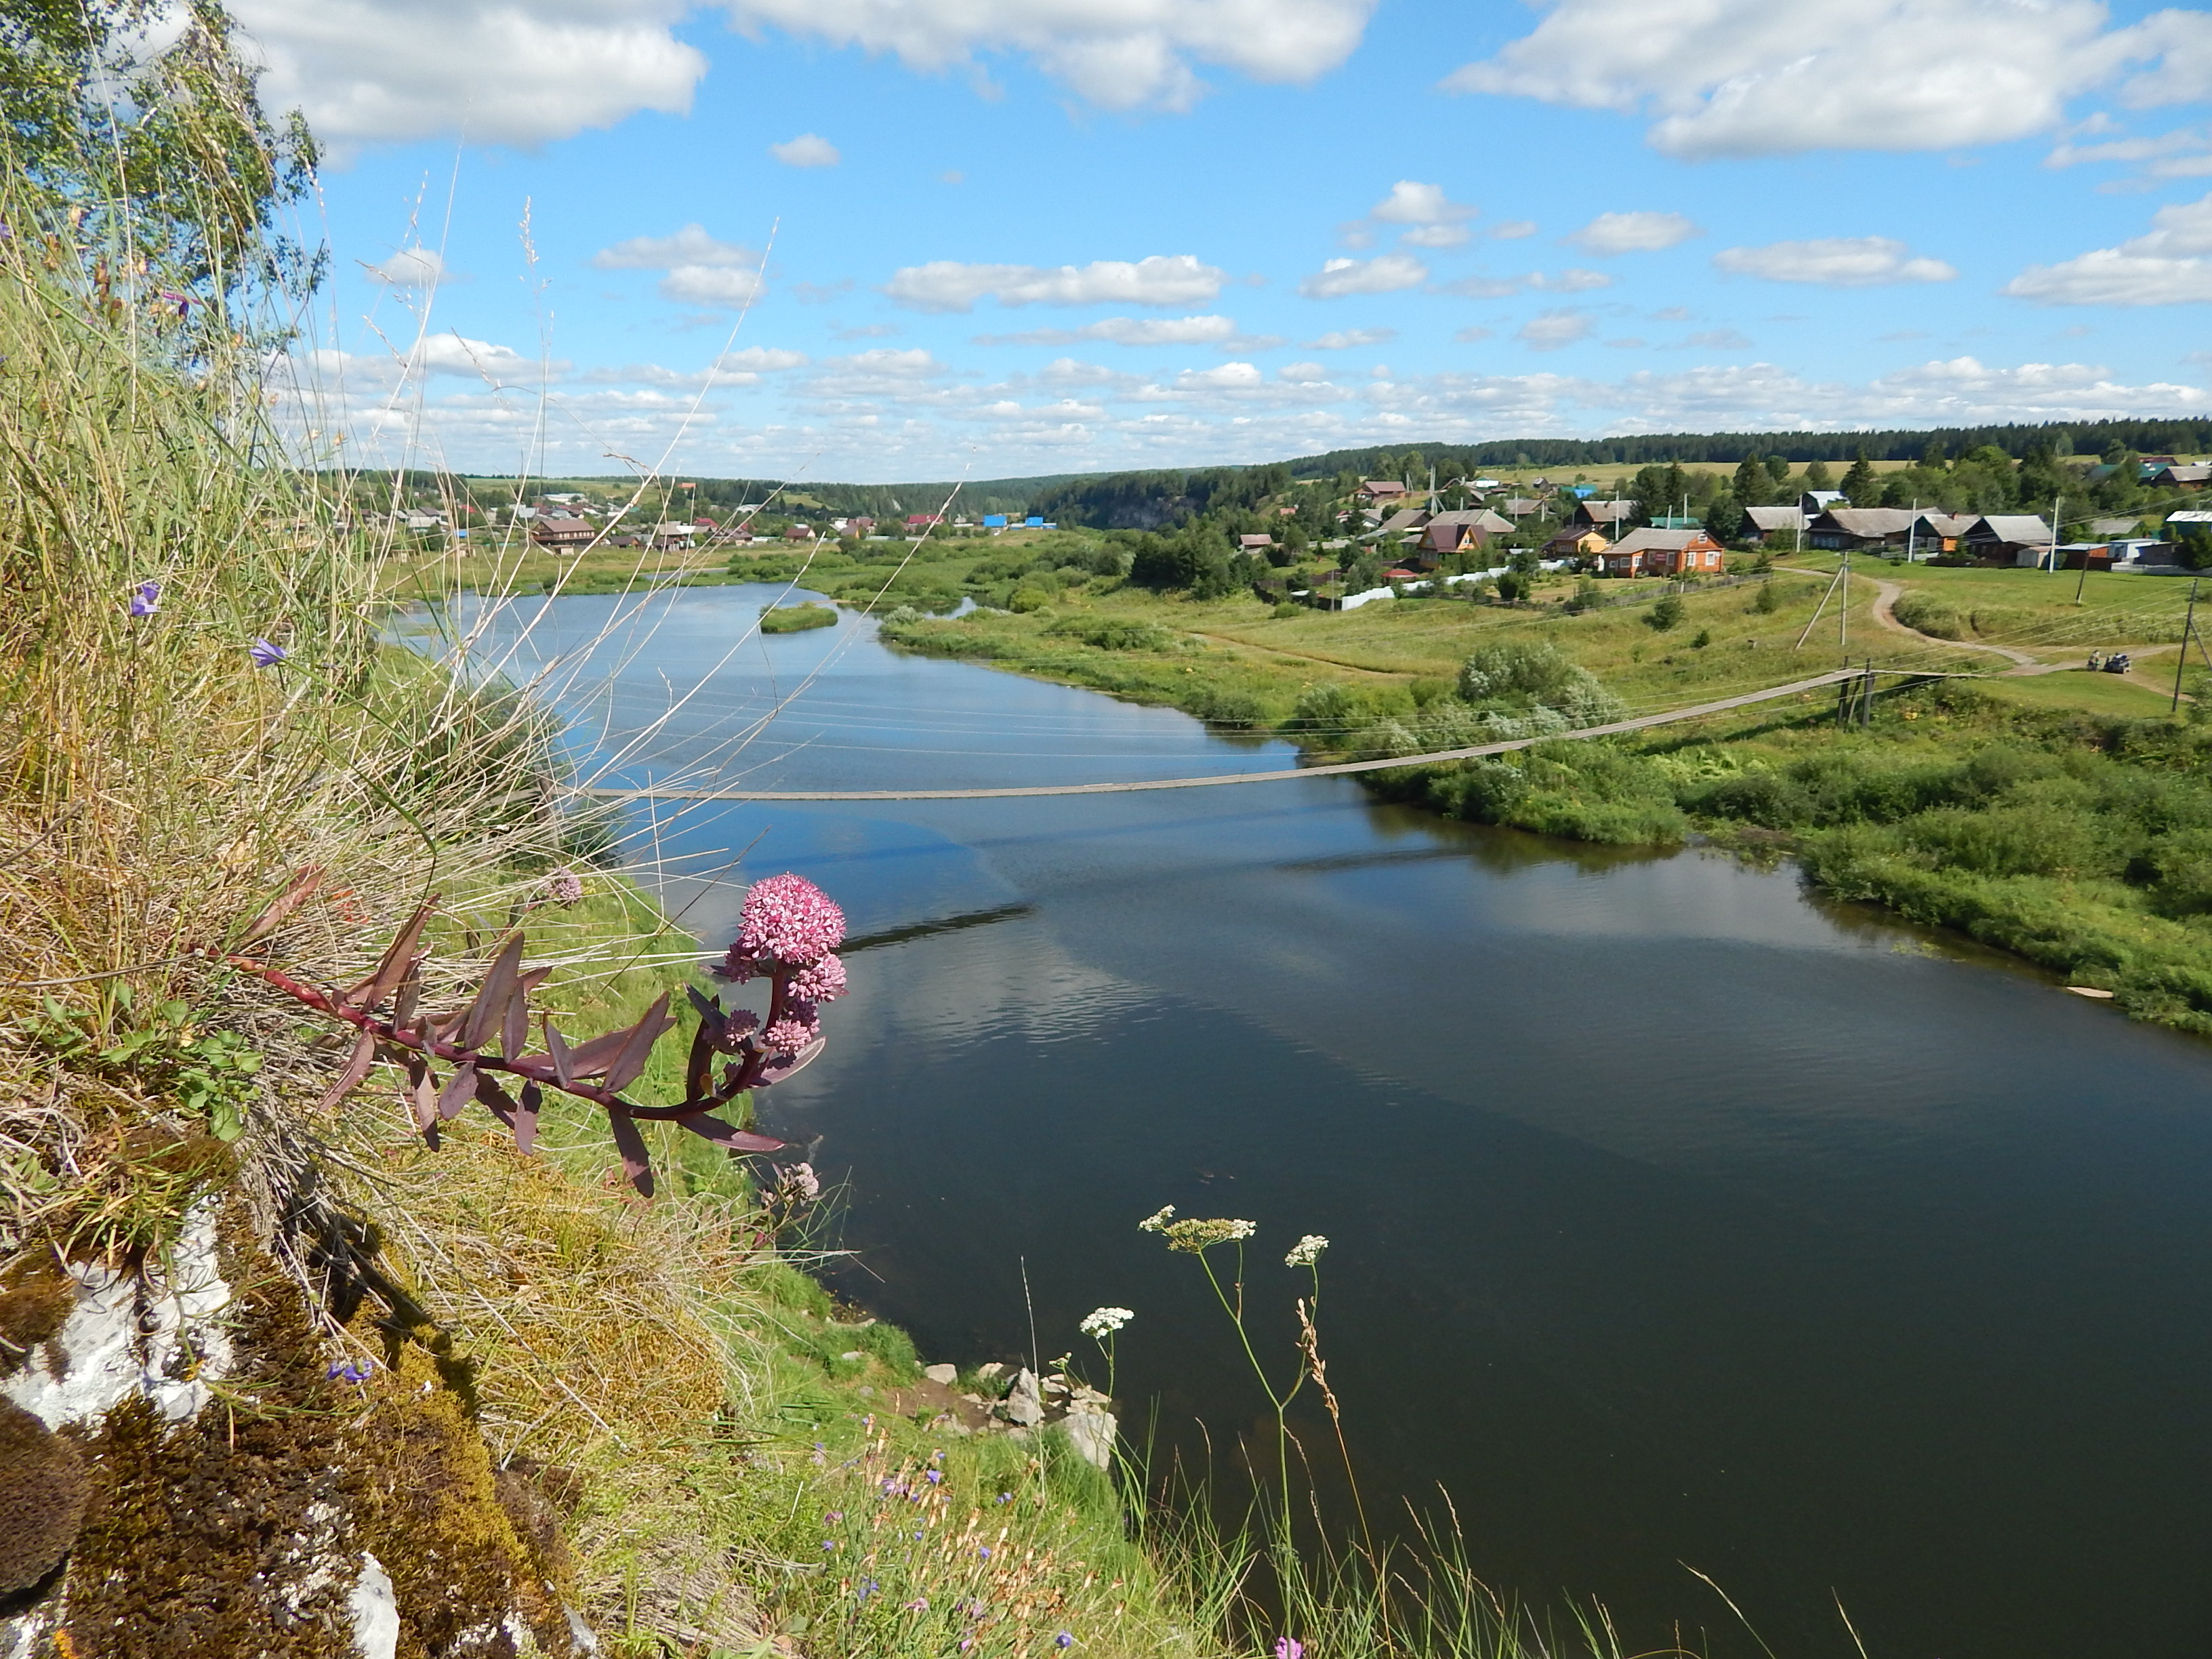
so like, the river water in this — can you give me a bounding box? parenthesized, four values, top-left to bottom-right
(452, 585, 2212, 1659)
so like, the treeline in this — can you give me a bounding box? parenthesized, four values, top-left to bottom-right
(1284, 418, 2212, 477)
(333, 470, 1080, 520)
(1029, 464, 1294, 530)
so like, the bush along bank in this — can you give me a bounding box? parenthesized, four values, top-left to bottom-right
(1359, 680, 2212, 1035)
(882, 600, 2212, 1038)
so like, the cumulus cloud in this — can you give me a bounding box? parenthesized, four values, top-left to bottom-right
(590, 225, 768, 308)
(1279, 361, 1334, 382)
(771, 132, 842, 166)
(2004, 191, 2212, 303)
(885, 255, 1227, 312)
(592, 224, 758, 270)
(661, 267, 767, 306)
(1298, 253, 1428, 298)
(721, 0, 1377, 111)
(365, 245, 447, 286)
(975, 314, 1241, 346)
(1305, 327, 1396, 349)
(1714, 236, 1958, 285)
(1441, 0, 2212, 158)
(1370, 180, 1475, 225)
(718, 346, 811, 370)
(1438, 268, 1611, 298)
(230, 0, 704, 156)
(1518, 309, 1597, 350)
(1565, 211, 1701, 255)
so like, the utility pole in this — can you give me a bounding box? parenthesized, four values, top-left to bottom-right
(2047, 495, 2062, 575)
(2175, 579, 2202, 713)
(1839, 551, 1850, 663)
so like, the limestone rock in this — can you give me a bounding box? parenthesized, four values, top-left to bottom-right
(922, 1364, 958, 1386)
(1059, 1407, 1118, 1473)
(1000, 1368, 1044, 1429)
(348, 1552, 400, 1659)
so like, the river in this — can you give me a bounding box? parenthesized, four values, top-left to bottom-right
(449, 583, 2212, 1659)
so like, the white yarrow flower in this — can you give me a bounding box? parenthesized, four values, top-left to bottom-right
(1284, 1234, 1328, 1268)
(1080, 1307, 1134, 1339)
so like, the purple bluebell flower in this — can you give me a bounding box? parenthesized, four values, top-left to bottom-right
(977, 1546, 991, 1560)
(249, 637, 287, 668)
(128, 581, 159, 617)
(856, 1578, 878, 1603)
(1057, 1632, 1075, 1648)
(925, 1469, 942, 1484)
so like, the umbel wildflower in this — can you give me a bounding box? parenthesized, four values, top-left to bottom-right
(1139, 1205, 1257, 1254)
(1079, 1307, 1133, 1339)
(1284, 1235, 1328, 1269)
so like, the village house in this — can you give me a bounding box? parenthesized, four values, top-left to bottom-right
(1540, 527, 1611, 562)
(1417, 508, 1515, 560)
(1961, 514, 2055, 564)
(1742, 506, 1805, 545)
(1799, 489, 1847, 514)
(2149, 462, 2211, 489)
(1237, 533, 1276, 554)
(1807, 508, 1917, 552)
(1907, 512, 1977, 555)
(1502, 497, 1544, 518)
(1599, 526, 1726, 577)
(528, 516, 594, 551)
(1355, 479, 1410, 505)
(1371, 507, 1431, 541)
(1570, 499, 1637, 533)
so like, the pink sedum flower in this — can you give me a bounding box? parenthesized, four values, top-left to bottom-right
(762, 1012, 820, 1054)
(786, 951, 846, 1003)
(735, 873, 844, 967)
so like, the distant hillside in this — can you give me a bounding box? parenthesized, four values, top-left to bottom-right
(1275, 417, 2212, 478)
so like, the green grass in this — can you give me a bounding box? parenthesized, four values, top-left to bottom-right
(760, 602, 839, 633)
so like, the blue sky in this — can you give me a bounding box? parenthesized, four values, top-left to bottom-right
(251, 0, 2212, 481)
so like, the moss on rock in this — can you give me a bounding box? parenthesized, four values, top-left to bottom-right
(0, 1400, 88, 1599)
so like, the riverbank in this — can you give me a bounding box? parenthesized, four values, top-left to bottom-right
(864, 550, 2212, 1038)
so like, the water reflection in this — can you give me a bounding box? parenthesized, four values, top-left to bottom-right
(445, 587, 2212, 1659)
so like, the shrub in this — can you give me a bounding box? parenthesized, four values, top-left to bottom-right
(1191, 687, 1263, 728)
(1892, 590, 1966, 640)
(1645, 593, 1686, 631)
(1286, 682, 1359, 735)
(759, 603, 837, 634)
(1007, 585, 1052, 613)
(1751, 580, 1780, 614)
(1043, 617, 1171, 651)
(1903, 803, 2127, 880)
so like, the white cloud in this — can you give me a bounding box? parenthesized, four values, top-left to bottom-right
(589, 226, 767, 308)
(1565, 211, 1700, 255)
(1179, 361, 1265, 388)
(661, 266, 768, 307)
(977, 314, 1241, 346)
(771, 132, 842, 167)
(592, 224, 758, 270)
(885, 255, 1227, 311)
(718, 346, 811, 370)
(1518, 309, 1597, 350)
(365, 246, 446, 286)
(1370, 180, 1475, 224)
(1298, 253, 1429, 298)
(2005, 190, 2212, 303)
(720, 0, 1377, 112)
(230, 0, 704, 155)
(1714, 236, 1958, 285)
(1439, 268, 1612, 298)
(1401, 223, 1473, 249)
(1305, 328, 1396, 349)
(1441, 0, 2212, 159)
(1279, 361, 1334, 382)
(1491, 220, 1538, 239)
